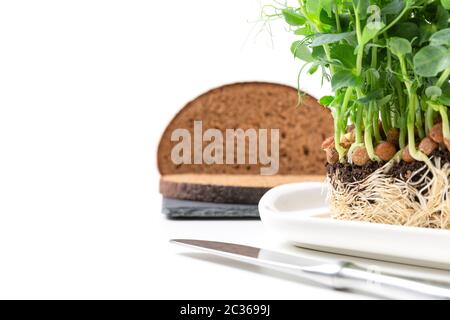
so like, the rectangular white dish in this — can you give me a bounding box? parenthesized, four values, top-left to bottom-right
(258, 182, 450, 270)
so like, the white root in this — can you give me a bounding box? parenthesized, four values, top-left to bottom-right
(327, 156, 450, 229)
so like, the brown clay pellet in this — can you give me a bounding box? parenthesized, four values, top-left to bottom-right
(375, 141, 397, 161)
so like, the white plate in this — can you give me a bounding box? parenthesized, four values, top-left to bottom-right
(258, 182, 450, 270)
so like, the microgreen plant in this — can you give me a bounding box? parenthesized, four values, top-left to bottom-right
(271, 0, 450, 164)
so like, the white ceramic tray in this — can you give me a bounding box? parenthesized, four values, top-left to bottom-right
(258, 182, 450, 270)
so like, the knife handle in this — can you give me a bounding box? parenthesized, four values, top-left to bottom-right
(324, 262, 450, 299)
(246, 255, 450, 299)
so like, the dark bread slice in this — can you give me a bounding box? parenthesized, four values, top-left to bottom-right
(160, 174, 323, 204)
(157, 82, 333, 213)
(157, 82, 333, 175)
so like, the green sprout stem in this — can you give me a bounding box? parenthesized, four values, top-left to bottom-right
(425, 106, 435, 135)
(371, 36, 378, 69)
(322, 44, 335, 75)
(438, 105, 450, 141)
(385, 33, 392, 70)
(355, 107, 363, 144)
(334, 110, 346, 158)
(353, 3, 362, 44)
(373, 109, 382, 143)
(354, 1, 365, 76)
(399, 56, 411, 95)
(356, 47, 364, 76)
(379, 2, 411, 35)
(369, 40, 381, 143)
(431, 69, 450, 137)
(364, 104, 380, 161)
(437, 68, 450, 88)
(390, 109, 397, 128)
(399, 117, 406, 149)
(335, 6, 342, 33)
(349, 7, 366, 151)
(380, 104, 392, 134)
(407, 95, 428, 162)
(334, 87, 353, 158)
(354, 88, 365, 145)
(398, 55, 427, 161)
(416, 104, 425, 139)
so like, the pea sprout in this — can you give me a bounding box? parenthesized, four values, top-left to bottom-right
(275, 0, 450, 166)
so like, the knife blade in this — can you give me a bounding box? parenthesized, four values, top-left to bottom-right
(170, 239, 450, 300)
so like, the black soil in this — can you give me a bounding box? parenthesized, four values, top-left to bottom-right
(327, 161, 381, 183)
(327, 149, 450, 184)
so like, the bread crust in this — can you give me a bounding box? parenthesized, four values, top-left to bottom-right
(160, 178, 268, 204)
(160, 174, 324, 204)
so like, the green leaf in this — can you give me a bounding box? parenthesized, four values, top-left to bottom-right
(290, 41, 313, 62)
(311, 46, 326, 59)
(322, 0, 333, 17)
(308, 64, 319, 75)
(282, 9, 306, 26)
(330, 44, 357, 69)
(414, 45, 450, 77)
(319, 9, 335, 26)
(361, 22, 385, 46)
(356, 89, 383, 104)
(430, 28, 450, 47)
(365, 68, 380, 83)
(381, 0, 404, 15)
(441, 0, 450, 10)
(310, 32, 356, 47)
(389, 22, 420, 42)
(388, 37, 412, 57)
(436, 5, 449, 30)
(437, 83, 450, 105)
(306, 0, 321, 19)
(319, 95, 334, 106)
(331, 70, 361, 91)
(294, 27, 311, 36)
(425, 86, 442, 99)
(377, 95, 392, 107)
(438, 94, 450, 105)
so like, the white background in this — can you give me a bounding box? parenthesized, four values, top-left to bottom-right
(0, 0, 369, 299)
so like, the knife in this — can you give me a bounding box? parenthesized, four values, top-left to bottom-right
(170, 239, 450, 300)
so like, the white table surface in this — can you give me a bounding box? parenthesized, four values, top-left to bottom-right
(157, 209, 450, 300)
(3, 187, 449, 299)
(159, 215, 367, 300)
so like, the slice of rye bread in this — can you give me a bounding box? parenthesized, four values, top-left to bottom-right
(160, 174, 324, 205)
(158, 82, 333, 175)
(157, 82, 333, 206)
